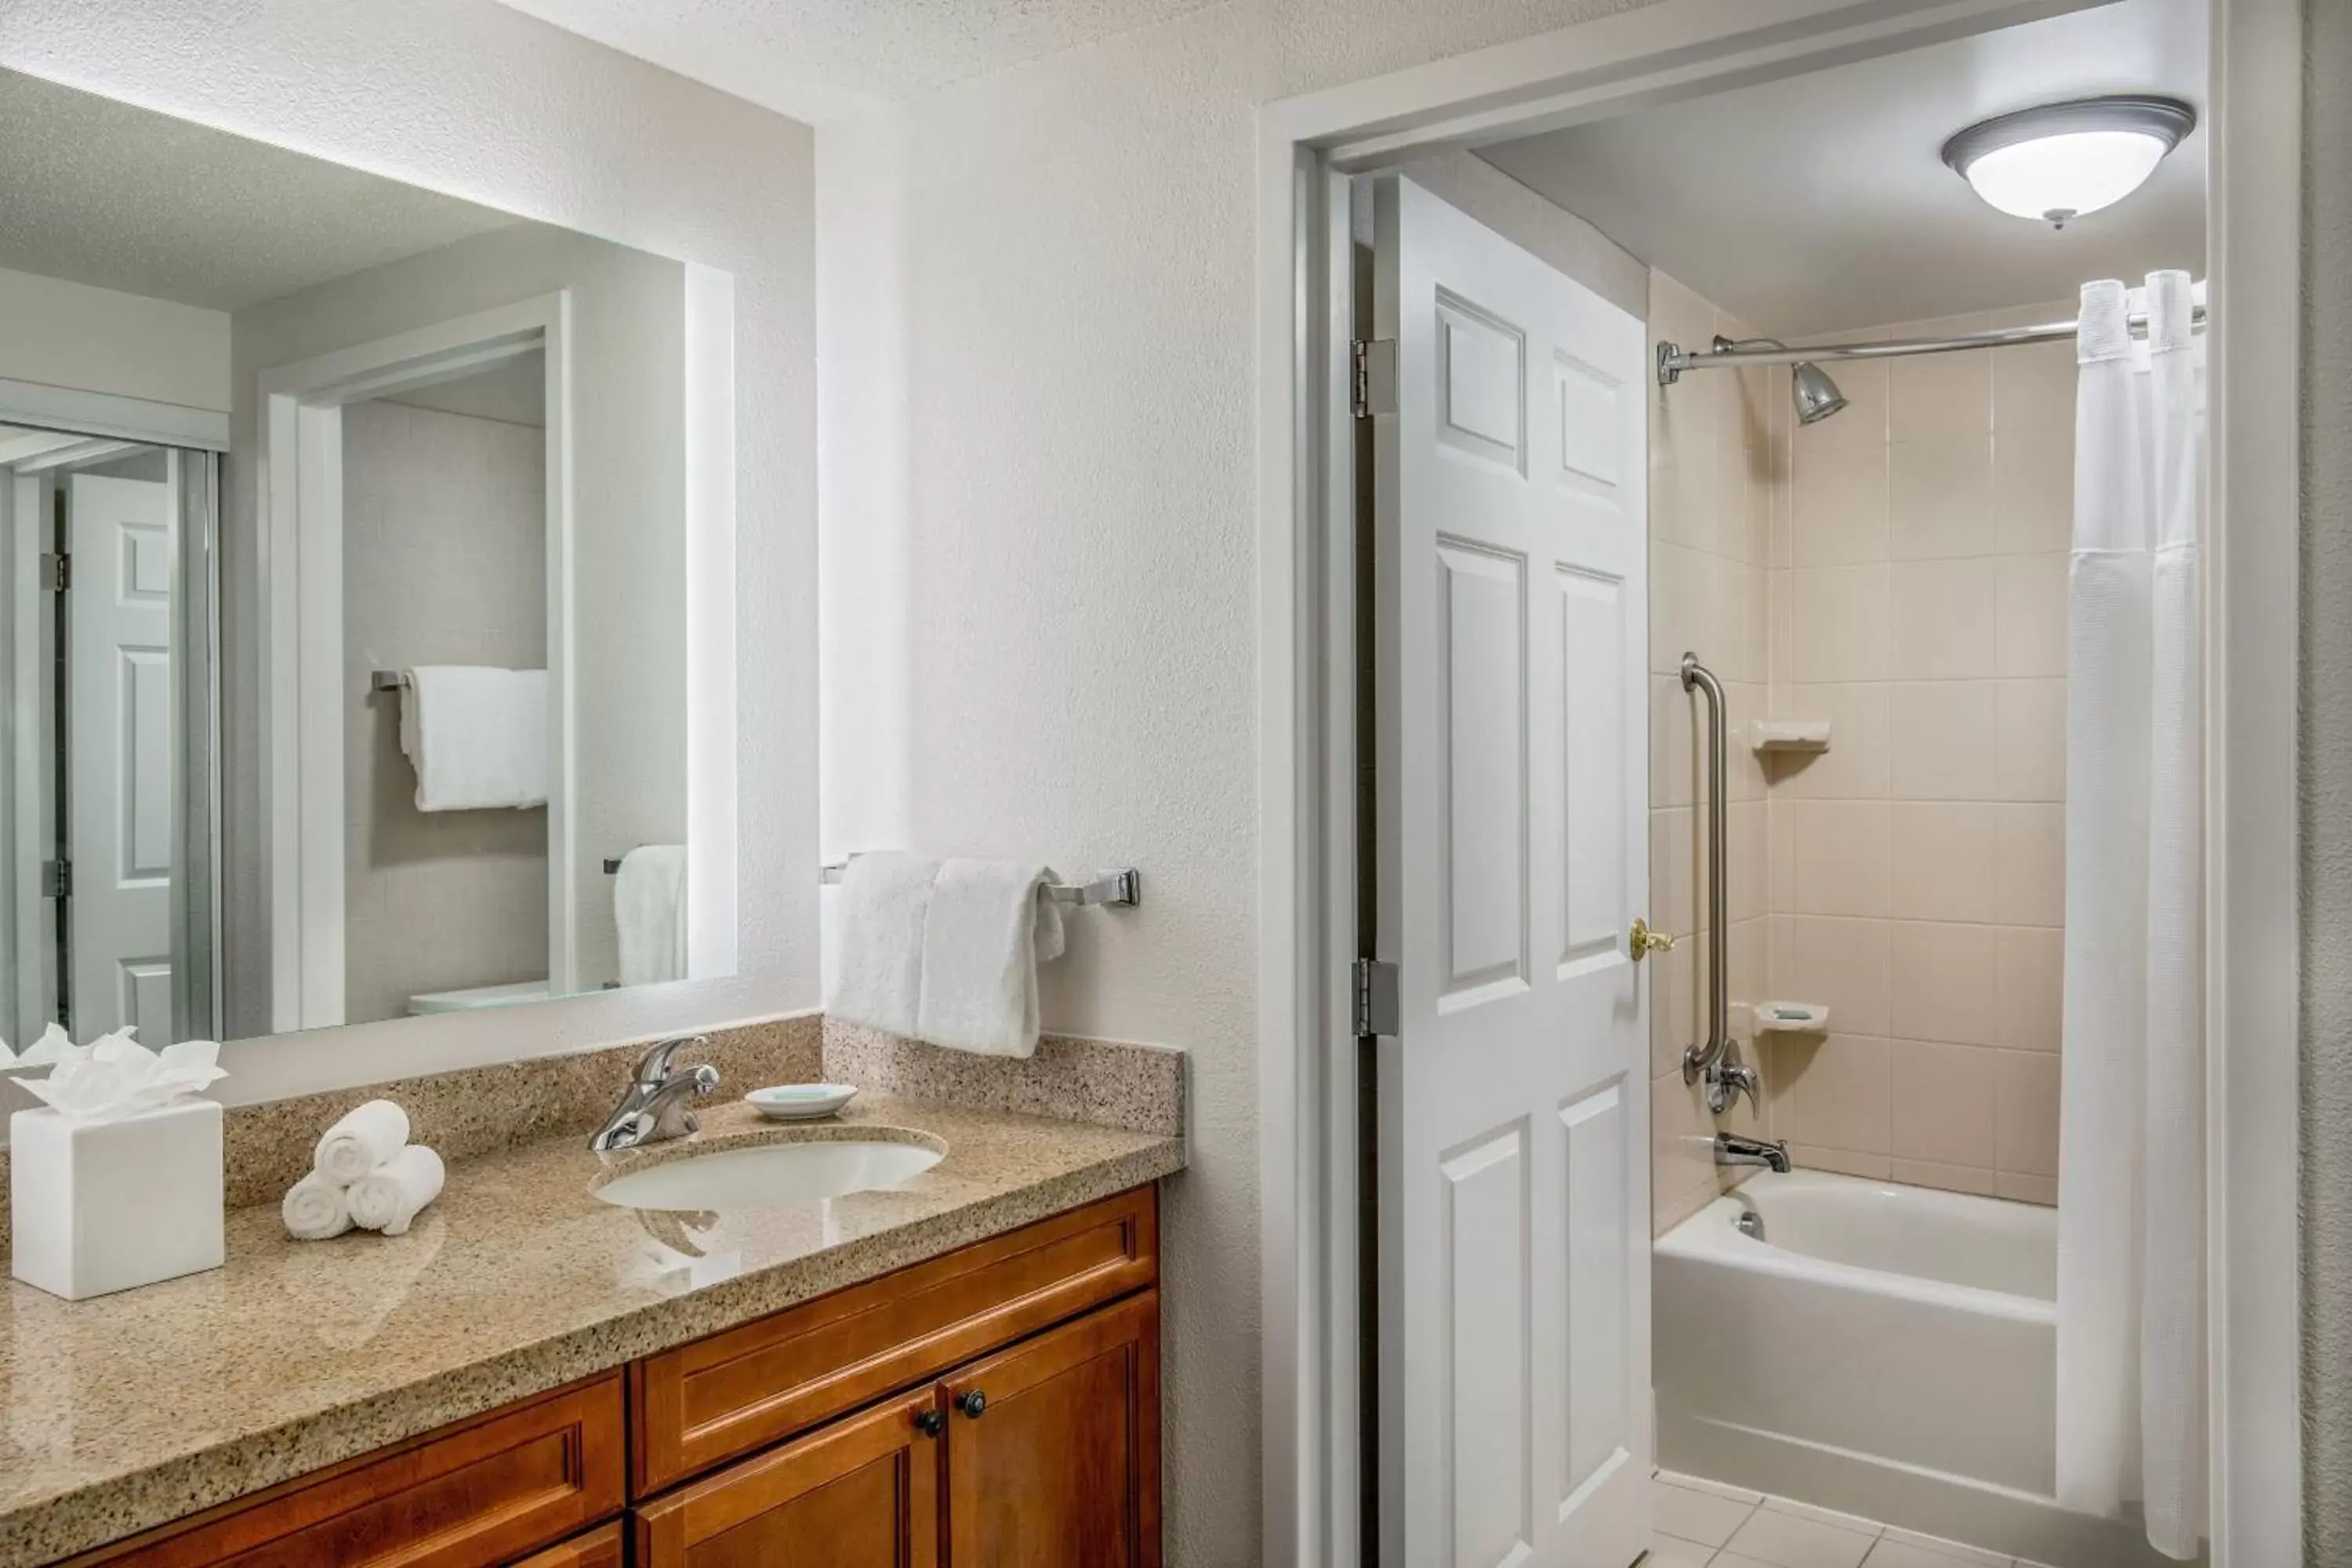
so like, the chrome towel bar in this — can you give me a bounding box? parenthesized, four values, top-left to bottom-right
(820, 857, 1141, 909)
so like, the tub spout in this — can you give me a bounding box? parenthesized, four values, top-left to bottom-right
(1715, 1133, 1791, 1174)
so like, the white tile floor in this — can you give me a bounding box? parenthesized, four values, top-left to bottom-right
(1647, 1472, 2057, 1568)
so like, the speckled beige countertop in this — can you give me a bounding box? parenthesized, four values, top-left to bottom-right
(0, 1094, 1182, 1566)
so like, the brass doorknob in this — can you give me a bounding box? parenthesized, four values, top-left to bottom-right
(1630, 918, 1677, 961)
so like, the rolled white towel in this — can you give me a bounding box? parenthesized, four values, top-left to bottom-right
(281, 1172, 354, 1241)
(347, 1145, 445, 1236)
(314, 1099, 411, 1185)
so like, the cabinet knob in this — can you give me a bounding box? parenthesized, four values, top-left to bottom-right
(955, 1388, 988, 1419)
(913, 1408, 945, 1437)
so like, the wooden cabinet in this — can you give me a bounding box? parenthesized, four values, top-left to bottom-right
(633, 1185, 1156, 1494)
(637, 1293, 1160, 1568)
(74, 1187, 1160, 1568)
(67, 1374, 625, 1568)
(634, 1390, 942, 1568)
(944, 1291, 1160, 1568)
(509, 1523, 624, 1568)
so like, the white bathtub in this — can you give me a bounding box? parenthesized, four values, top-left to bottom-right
(1656, 1171, 2195, 1568)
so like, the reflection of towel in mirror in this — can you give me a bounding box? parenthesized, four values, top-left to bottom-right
(395, 666, 547, 811)
(615, 844, 689, 986)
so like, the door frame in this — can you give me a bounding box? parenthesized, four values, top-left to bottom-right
(1251, 2, 2303, 1565)
(254, 292, 575, 1033)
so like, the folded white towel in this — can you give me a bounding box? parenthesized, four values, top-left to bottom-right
(827, 852, 941, 1039)
(281, 1172, 354, 1241)
(314, 1099, 411, 1185)
(915, 859, 1066, 1059)
(396, 666, 548, 811)
(615, 844, 689, 986)
(348, 1145, 446, 1236)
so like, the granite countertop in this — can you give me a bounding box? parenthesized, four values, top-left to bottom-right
(0, 1094, 1183, 1566)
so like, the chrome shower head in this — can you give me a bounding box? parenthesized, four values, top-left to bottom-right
(1707, 335, 1849, 426)
(1791, 360, 1849, 425)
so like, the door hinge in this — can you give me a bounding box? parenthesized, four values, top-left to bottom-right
(41, 858, 70, 899)
(1352, 338, 1397, 419)
(1352, 957, 1399, 1036)
(38, 553, 68, 592)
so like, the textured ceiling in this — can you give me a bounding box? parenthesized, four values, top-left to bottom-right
(1478, 0, 2208, 335)
(489, 0, 1223, 123)
(0, 67, 521, 313)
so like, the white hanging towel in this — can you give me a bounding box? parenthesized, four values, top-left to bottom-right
(395, 666, 548, 811)
(915, 860, 1066, 1059)
(615, 844, 689, 986)
(826, 852, 942, 1040)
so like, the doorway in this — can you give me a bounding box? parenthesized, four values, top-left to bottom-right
(1255, 2, 2301, 1565)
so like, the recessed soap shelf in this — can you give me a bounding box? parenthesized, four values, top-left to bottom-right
(1751, 719, 1832, 753)
(1755, 1001, 1831, 1033)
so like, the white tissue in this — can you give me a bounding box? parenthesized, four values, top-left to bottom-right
(0, 1023, 77, 1069)
(10, 1034, 226, 1121)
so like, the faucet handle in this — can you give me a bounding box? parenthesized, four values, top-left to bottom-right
(633, 1034, 710, 1084)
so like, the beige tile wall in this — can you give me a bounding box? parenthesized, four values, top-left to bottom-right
(1760, 305, 2074, 1205)
(1648, 270, 1778, 1234)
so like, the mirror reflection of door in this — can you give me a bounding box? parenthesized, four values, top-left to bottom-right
(67, 463, 177, 1040)
(0, 434, 213, 1050)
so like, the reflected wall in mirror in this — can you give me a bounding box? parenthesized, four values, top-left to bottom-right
(0, 67, 724, 1047)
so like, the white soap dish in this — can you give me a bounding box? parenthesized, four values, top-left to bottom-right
(746, 1083, 858, 1123)
(1751, 719, 1832, 753)
(1754, 1001, 1831, 1033)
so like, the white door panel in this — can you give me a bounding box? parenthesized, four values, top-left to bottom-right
(67, 469, 176, 1042)
(1374, 176, 1650, 1568)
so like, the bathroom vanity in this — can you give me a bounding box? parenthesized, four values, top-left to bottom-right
(60, 1185, 1160, 1566)
(0, 1070, 1181, 1568)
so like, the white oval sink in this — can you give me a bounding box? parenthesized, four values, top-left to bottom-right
(593, 1138, 943, 1213)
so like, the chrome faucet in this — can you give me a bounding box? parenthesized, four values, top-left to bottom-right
(590, 1036, 719, 1152)
(1708, 1036, 1762, 1116)
(1715, 1132, 1791, 1174)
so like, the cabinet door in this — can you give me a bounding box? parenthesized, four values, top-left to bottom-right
(511, 1523, 624, 1568)
(943, 1290, 1160, 1568)
(633, 1388, 942, 1568)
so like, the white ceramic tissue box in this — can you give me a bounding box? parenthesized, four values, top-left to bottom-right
(10, 1098, 224, 1300)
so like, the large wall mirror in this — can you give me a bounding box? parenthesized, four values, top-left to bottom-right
(0, 67, 735, 1049)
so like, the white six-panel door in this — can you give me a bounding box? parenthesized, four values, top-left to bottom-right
(1372, 176, 1651, 1568)
(67, 468, 177, 1040)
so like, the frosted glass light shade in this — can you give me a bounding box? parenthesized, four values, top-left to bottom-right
(1941, 96, 2195, 229)
(1962, 130, 2169, 223)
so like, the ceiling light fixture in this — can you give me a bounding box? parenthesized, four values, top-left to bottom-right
(1940, 95, 2196, 229)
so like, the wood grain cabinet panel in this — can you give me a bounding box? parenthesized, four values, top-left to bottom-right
(633, 1186, 1156, 1492)
(70, 1374, 625, 1568)
(944, 1290, 1160, 1568)
(510, 1522, 624, 1568)
(632, 1389, 943, 1568)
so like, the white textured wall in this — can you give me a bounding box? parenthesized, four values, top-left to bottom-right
(0, 0, 816, 1094)
(0, 263, 227, 412)
(2302, 0, 2350, 1555)
(815, 4, 1653, 1561)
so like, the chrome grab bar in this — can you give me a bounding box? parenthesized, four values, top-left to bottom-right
(1679, 652, 1730, 1082)
(1679, 653, 1759, 1115)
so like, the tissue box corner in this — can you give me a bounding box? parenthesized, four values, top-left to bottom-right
(9, 1098, 225, 1301)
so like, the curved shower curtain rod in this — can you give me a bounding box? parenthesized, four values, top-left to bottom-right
(1656, 302, 2208, 386)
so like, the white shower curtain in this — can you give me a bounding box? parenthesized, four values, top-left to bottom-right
(2056, 270, 2205, 1559)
